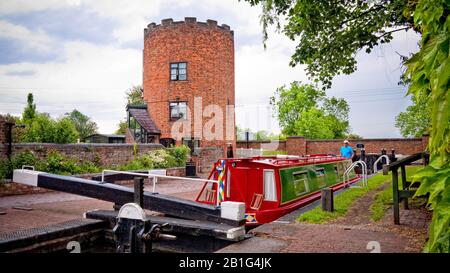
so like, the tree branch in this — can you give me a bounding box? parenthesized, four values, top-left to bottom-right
(376, 27, 411, 39)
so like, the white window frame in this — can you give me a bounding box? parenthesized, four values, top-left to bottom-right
(263, 169, 277, 202)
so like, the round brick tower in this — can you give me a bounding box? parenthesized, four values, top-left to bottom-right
(143, 17, 235, 158)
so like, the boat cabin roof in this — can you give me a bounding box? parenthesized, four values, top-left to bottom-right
(226, 154, 348, 168)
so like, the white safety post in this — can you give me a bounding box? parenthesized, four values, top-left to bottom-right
(373, 155, 390, 174)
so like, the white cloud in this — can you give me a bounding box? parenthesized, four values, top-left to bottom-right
(0, 0, 79, 15)
(0, 41, 141, 133)
(0, 20, 53, 52)
(0, 0, 422, 138)
(235, 32, 308, 134)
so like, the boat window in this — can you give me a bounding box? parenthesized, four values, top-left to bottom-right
(292, 171, 309, 195)
(263, 170, 277, 201)
(315, 168, 327, 188)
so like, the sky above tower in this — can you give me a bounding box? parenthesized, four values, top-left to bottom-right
(0, 0, 421, 138)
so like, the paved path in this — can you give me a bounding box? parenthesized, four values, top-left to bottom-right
(219, 182, 430, 253)
(0, 178, 203, 235)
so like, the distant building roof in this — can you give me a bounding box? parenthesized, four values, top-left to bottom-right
(127, 104, 161, 134)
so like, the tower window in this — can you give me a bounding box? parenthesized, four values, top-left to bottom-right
(169, 101, 187, 120)
(170, 62, 187, 81)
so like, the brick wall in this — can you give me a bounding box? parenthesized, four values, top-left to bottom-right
(236, 140, 287, 151)
(143, 18, 235, 157)
(304, 138, 425, 155)
(10, 143, 163, 167)
(192, 147, 224, 173)
(236, 136, 428, 156)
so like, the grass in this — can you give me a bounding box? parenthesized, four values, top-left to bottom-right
(262, 150, 288, 156)
(369, 166, 422, 221)
(297, 166, 423, 224)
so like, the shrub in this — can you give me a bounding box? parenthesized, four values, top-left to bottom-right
(167, 145, 190, 167)
(119, 147, 190, 171)
(0, 150, 37, 179)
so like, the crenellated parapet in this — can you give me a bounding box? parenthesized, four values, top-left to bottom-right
(144, 17, 234, 38)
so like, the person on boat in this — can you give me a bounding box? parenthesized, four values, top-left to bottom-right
(340, 140, 354, 159)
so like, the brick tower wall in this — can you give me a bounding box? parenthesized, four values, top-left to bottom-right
(142, 18, 235, 157)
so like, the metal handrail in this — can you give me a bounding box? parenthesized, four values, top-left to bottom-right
(100, 169, 221, 206)
(373, 155, 390, 174)
(343, 160, 367, 187)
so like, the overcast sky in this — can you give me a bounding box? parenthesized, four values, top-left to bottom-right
(0, 0, 421, 138)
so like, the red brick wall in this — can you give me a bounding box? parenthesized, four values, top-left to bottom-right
(286, 137, 307, 155)
(143, 18, 235, 157)
(192, 147, 223, 173)
(236, 140, 287, 151)
(10, 143, 163, 167)
(236, 136, 428, 156)
(304, 138, 424, 155)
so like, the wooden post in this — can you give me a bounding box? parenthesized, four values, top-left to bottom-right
(321, 188, 334, 212)
(400, 165, 409, 210)
(134, 177, 144, 208)
(392, 168, 400, 224)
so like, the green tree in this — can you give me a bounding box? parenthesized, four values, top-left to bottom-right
(270, 81, 349, 138)
(22, 93, 36, 124)
(17, 92, 80, 144)
(255, 130, 269, 140)
(323, 97, 350, 139)
(126, 85, 144, 105)
(346, 133, 363, 140)
(395, 94, 431, 137)
(115, 119, 128, 135)
(245, 0, 415, 89)
(65, 109, 98, 140)
(403, 0, 449, 253)
(53, 117, 79, 144)
(22, 113, 55, 143)
(293, 107, 334, 139)
(245, 0, 449, 253)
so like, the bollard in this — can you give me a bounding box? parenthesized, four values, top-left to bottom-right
(134, 177, 144, 207)
(321, 188, 334, 212)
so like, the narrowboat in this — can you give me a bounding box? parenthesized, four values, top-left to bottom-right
(196, 154, 361, 225)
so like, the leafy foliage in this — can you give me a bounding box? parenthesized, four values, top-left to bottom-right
(0, 150, 38, 179)
(115, 119, 128, 135)
(395, 93, 431, 137)
(65, 109, 98, 140)
(270, 81, 350, 138)
(11, 93, 79, 144)
(403, 0, 449, 253)
(245, 0, 415, 88)
(22, 113, 79, 143)
(247, 0, 449, 252)
(0, 146, 191, 179)
(126, 85, 144, 105)
(22, 93, 36, 124)
(346, 133, 363, 140)
(119, 145, 190, 170)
